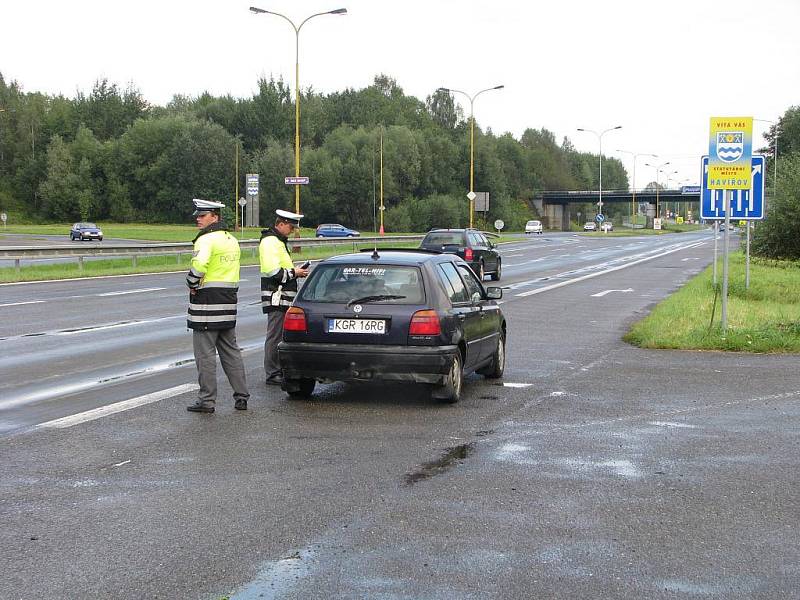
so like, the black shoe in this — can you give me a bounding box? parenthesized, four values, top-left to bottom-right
(187, 402, 215, 413)
(265, 375, 284, 386)
(234, 399, 248, 411)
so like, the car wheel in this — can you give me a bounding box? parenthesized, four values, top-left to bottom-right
(347, 234, 354, 238)
(490, 258, 501, 281)
(70, 234, 76, 241)
(437, 352, 463, 404)
(284, 378, 315, 399)
(478, 333, 505, 379)
(98, 237, 103, 242)
(316, 234, 324, 238)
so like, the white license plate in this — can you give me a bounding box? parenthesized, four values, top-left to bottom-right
(328, 318, 386, 334)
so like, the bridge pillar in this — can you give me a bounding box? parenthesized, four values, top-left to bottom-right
(543, 203, 570, 231)
(646, 202, 656, 229)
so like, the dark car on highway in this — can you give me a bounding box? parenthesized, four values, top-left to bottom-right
(315, 223, 360, 238)
(70, 222, 103, 241)
(278, 249, 506, 403)
(419, 228, 501, 281)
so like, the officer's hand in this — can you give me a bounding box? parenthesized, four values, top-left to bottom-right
(294, 267, 310, 278)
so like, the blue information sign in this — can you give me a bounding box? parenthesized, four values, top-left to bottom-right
(700, 155, 765, 220)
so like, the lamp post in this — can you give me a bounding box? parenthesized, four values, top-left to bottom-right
(249, 5, 347, 224)
(644, 160, 671, 223)
(616, 149, 657, 227)
(577, 126, 622, 225)
(438, 85, 504, 228)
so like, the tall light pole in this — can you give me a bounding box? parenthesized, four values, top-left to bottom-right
(616, 149, 657, 227)
(438, 85, 504, 228)
(644, 161, 671, 222)
(577, 125, 622, 223)
(250, 5, 347, 224)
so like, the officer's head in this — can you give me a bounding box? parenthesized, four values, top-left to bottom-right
(192, 199, 223, 228)
(274, 209, 303, 235)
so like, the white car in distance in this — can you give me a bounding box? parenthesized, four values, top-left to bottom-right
(525, 220, 543, 234)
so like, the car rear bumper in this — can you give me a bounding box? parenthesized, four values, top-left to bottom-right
(279, 341, 458, 384)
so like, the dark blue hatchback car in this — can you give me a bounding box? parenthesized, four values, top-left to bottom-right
(278, 249, 506, 402)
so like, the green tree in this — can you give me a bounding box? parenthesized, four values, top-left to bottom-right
(752, 151, 800, 260)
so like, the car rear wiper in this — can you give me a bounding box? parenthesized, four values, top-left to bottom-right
(345, 294, 406, 308)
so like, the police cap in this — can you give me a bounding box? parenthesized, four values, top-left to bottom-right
(192, 198, 225, 216)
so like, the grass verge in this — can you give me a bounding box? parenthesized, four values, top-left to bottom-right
(624, 253, 800, 353)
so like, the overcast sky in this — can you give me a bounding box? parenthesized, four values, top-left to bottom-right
(2, 0, 798, 189)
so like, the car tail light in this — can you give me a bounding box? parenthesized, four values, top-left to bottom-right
(283, 307, 307, 332)
(464, 247, 473, 261)
(409, 310, 441, 336)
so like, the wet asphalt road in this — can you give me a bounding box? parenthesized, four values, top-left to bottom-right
(2, 229, 799, 599)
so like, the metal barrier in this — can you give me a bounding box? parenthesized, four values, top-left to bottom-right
(0, 235, 424, 273)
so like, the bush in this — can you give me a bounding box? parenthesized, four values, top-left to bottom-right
(752, 152, 800, 260)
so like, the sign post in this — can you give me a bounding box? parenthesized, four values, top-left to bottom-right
(238, 197, 247, 238)
(707, 116, 753, 330)
(246, 174, 260, 228)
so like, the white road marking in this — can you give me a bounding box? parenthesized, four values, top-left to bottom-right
(681, 257, 700, 262)
(35, 383, 199, 430)
(648, 421, 697, 429)
(113, 459, 132, 467)
(503, 382, 533, 388)
(516, 241, 704, 298)
(97, 287, 166, 296)
(591, 288, 634, 297)
(0, 300, 46, 308)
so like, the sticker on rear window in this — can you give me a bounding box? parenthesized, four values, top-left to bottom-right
(343, 267, 386, 276)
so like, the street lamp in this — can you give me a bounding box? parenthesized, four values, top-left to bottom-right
(616, 149, 657, 227)
(644, 160, 671, 222)
(577, 126, 622, 224)
(249, 6, 347, 223)
(438, 85, 504, 228)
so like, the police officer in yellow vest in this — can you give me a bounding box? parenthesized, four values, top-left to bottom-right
(260, 209, 309, 385)
(186, 199, 250, 412)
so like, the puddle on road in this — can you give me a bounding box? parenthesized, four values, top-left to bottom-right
(404, 443, 475, 486)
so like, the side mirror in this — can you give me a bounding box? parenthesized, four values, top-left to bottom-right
(485, 286, 503, 300)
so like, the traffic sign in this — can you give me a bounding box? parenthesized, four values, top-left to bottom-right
(595, 213, 605, 223)
(701, 155, 765, 220)
(708, 116, 753, 190)
(493, 219, 504, 231)
(0, 212, 6, 223)
(681, 185, 701, 195)
(285, 176, 309, 185)
(238, 198, 247, 207)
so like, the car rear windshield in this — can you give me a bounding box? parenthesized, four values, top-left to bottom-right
(79, 223, 97, 228)
(422, 232, 465, 246)
(298, 264, 425, 304)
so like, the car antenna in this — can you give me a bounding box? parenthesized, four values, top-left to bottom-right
(371, 231, 379, 260)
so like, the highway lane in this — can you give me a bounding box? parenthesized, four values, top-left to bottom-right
(0, 229, 720, 433)
(0, 226, 800, 600)
(5, 226, 796, 600)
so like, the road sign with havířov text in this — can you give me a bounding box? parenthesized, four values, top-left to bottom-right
(707, 116, 753, 190)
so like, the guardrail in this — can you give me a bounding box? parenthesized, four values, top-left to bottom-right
(0, 235, 424, 272)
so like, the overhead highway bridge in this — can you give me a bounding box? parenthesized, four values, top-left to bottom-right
(534, 188, 701, 230)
